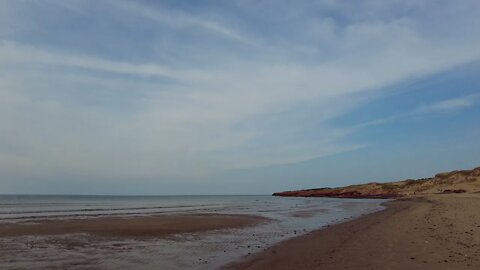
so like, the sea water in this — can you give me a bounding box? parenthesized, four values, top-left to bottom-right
(0, 195, 386, 269)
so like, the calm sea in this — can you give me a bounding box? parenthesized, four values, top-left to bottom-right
(0, 195, 386, 269)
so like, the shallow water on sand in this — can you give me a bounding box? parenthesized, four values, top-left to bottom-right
(0, 195, 386, 269)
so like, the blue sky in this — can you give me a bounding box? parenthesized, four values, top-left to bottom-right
(1, 0, 480, 195)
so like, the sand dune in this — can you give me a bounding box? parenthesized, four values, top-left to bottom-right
(274, 166, 480, 198)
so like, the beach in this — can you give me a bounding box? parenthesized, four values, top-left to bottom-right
(0, 214, 266, 238)
(226, 194, 480, 270)
(0, 194, 479, 269)
(0, 195, 383, 269)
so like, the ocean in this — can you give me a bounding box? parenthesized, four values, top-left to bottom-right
(0, 195, 386, 269)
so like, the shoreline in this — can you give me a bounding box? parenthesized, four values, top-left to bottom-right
(225, 194, 480, 270)
(0, 213, 267, 238)
(0, 196, 382, 269)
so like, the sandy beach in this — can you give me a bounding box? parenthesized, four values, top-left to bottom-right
(1, 194, 479, 269)
(226, 194, 480, 270)
(0, 196, 383, 269)
(0, 213, 266, 238)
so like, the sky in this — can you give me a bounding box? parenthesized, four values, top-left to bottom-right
(1, 0, 480, 195)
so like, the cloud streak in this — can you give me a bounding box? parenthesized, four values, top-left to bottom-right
(355, 94, 480, 129)
(1, 0, 480, 192)
(417, 95, 479, 114)
(106, 0, 253, 45)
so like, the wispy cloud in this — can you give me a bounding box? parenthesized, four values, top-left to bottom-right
(106, 0, 253, 45)
(356, 94, 479, 129)
(1, 0, 480, 192)
(417, 95, 479, 114)
(0, 42, 204, 81)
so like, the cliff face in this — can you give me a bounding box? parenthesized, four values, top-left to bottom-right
(273, 167, 480, 199)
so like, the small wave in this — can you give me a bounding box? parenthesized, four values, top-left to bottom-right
(0, 203, 222, 216)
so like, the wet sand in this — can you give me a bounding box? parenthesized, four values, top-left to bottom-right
(0, 213, 267, 238)
(226, 194, 480, 270)
(0, 197, 384, 270)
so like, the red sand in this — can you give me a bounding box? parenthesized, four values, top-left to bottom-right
(0, 214, 267, 238)
(226, 194, 480, 270)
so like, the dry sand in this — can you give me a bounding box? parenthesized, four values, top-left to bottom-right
(0, 213, 266, 238)
(226, 194, 480, 270)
